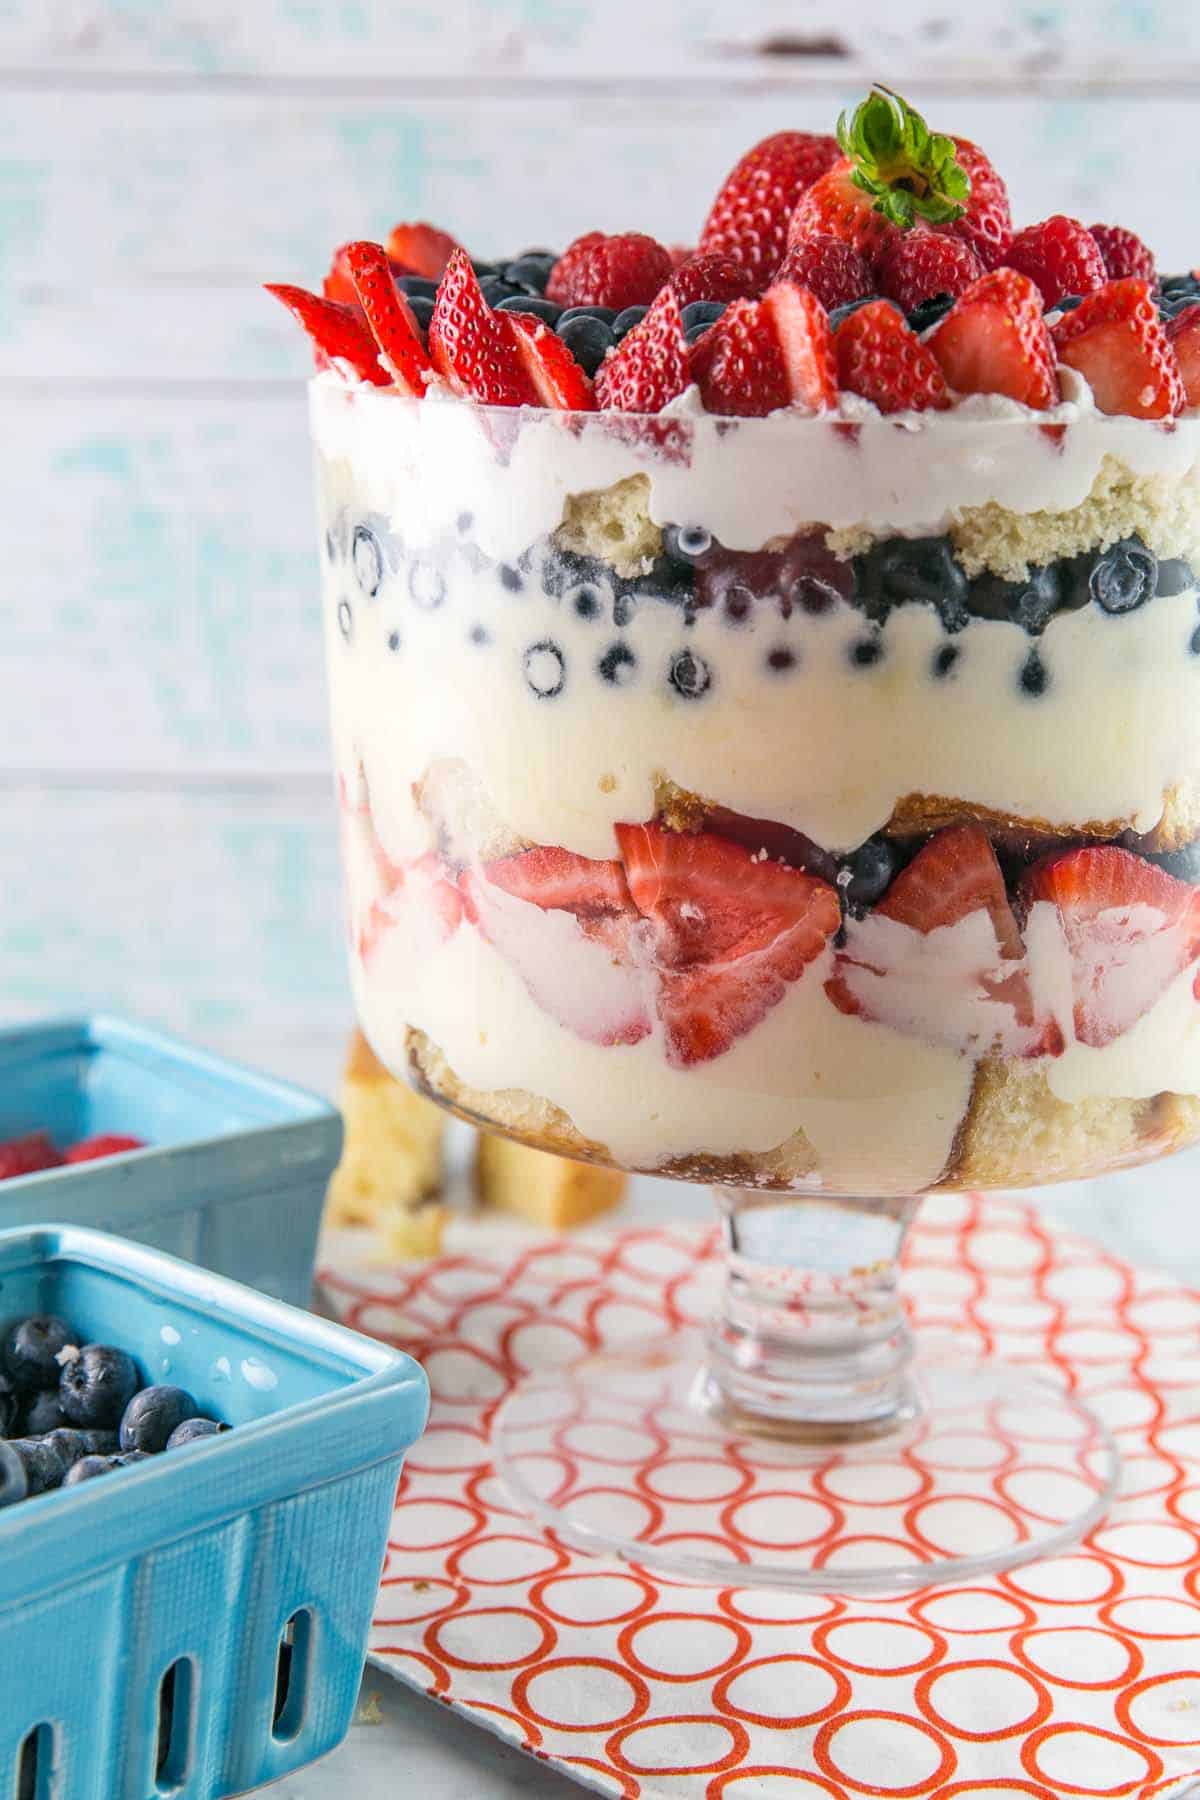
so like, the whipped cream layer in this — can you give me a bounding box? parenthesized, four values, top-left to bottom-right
(311, 374, 1200, 566)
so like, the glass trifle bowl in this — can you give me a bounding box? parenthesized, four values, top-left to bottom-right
(311, 373, 1200, 1591)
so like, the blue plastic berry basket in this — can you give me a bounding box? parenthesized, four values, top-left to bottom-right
(0, 1223, 428, 1800)
(0, 1016, 343, 1306)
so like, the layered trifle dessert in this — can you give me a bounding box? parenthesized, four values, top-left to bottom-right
(272, 90, 1200, 1197)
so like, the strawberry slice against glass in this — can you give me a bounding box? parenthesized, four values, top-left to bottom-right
(835, 300, 950, 414)
(615, 824, 841, 1067)
(1022, 844, 1200, 1047)
(929, 268, 1059, 409)
(1052, 278, 1184, 420)
(595, 286, 691, 413)
(690, 279, 837, 417)
(344, 240, 433, 395)
(264, 284, 390, 384)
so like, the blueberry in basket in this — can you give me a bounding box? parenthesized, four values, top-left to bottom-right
(0, 1312, 232, 1505)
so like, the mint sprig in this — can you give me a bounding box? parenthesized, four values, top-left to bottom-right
(836, 86, 969, 229)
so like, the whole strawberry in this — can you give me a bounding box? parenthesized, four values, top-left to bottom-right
(1005, 216, 1106, 308)
(879, 231, 983, 314)
(547, 232, 672, 311)
(1089, 223, 1156, 284)
(699, 131, 840, 284)
(669, 253, 758, 307)
(776, 234, 872, 312)
(944, 138, 1012, 268)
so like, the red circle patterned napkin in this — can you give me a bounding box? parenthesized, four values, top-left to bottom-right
(320, 1192, 1200, 1799)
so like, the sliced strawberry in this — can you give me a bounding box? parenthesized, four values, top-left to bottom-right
(943, 137, 1012, 269)
(1005, 215, 1106, 308)
(929, 268, 1058, 409)
(0, 1133, 63, 1181)
(699, 131, 841, 284)
(323, 243, 361, 306)
(1052, 278, 1185, 420)
(264, 283, 390, 385)
(877, 230, 982, 314)
(776, 234, 872, 312)
(828, 826, 1053, 1056)
(835, 300, 950, 414)
(1167, 303, 1200, 407)
(464, 848, 650, 1047)
(428, 249, 539, 406)
(64, 1135, 145, 1164)
(546, 232, 672, 311)
(691, 278, 837, 418)
(669, 253, 758, 307)
(788, 159, 901, 272)
(1024, 845, 1200, 1047)
(344, 240, 433, 396)
(1089, 223, 1156, 284)
(595, 286, 690, 413)
(615, 823, 840, 1066)
(385, 221, 461, 280)
(508, 312, 596, 410)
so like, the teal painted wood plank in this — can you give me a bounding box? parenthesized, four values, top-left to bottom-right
(1, 90, 1198, 381)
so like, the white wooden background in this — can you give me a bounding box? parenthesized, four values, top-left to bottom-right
(5, 0, 1200, 1098)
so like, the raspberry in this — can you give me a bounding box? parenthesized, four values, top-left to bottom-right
(669, 253, 756, 307)
(546, 232, 672, 312)
(1089, 223, 1156, 284)
(878, 231, 983, 315)
(1004, 216, 1106, 308)
(776, 234, 872, 312)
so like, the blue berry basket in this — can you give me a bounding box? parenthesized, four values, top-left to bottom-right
(0, 1016, 343, 1306)
(0, 1223, 428, 1799)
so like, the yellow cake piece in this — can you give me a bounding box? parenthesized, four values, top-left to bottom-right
(474, 1130, 627, 1230)
(325, 1030, 446, 1245)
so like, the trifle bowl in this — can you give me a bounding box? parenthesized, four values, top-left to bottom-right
(274, 89, 1200, 1591)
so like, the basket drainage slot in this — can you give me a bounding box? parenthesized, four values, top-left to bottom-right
(272, 1609, 313, 1742)
(155, 1658, 194, 1791)
(16, 1725, 52, 1800)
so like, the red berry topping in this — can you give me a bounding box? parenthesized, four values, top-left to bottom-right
(1088, 223, 1156, 284)
(878, 230, 983, 314)
(344, 240, 433, 397)
(384, 221, 461, 280)
(929, 268, 1058, 410)
(690, 279, 837, 418)
(668, 243, 695, 269)
(1052, 277, 1184, 419)
(595, 286, 690, 413)
(615, 822, 840, 1066)
(668, 253, 757, 307)
(944, 137, 1012, 269)
(0, 1133, 63, 1182)
(835, 300, 950, 414)
(776, 233, 872, 313)
(64, 1135, 145, 1164)
(508, 311, 596, 411)
(546, 231, 673, 312)
(322, 243, 364, 306)
(788, 160, 901, 272)
(428, 249, 539, 406)
(1023, 845, 1200, 1047)
(264, 283, 390, 385)
(698, 130, 840, 284)
(1167, 302, 1200, 407)
(1004, 215, 1106, 308)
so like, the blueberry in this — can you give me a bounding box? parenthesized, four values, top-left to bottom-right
(597, 642, 637, 686)
(20, 1388, 66, 1435)
(351, 524, 384, 598)
(849, 636, 885, 668)
(3, 1316, 78, 1392)
(166, 1417, 228, 1449)
(523, 640, 566, 698)
(386, 628, 401, 653)
(969, 565, 1062, 634)
(556, 314, 613, 378)
(1191, 623, 1200, 657)
(932, 643, 961, 679)
(1050, 294, 1084, 315)
(467, 622, 490, 646)
(668, 648, 712, 699)
(612, 306, 648, 341)
(336, 598, 353, 641)
(408, 564, 446, 610)
(828, 294, 897, 332)
(0, 1442, 28, 1508)
(8, 1436, 67, 1495)
(863, 538, 969, 631)
(1160, 273, 1200, 296)
(503, 253, 558, 293)
(685, 319, 715, 345)
(1090, 536, 1157, 614)
(406, 295, 434, 331)
(479, 276, 522, 306)
(498, 563, 523, 593)
(0, 1372, 16, 1436)
(906, 293, 955, 334)
(557, 305, 617, 327)
(496, 295, 562, 325)
(397, 275, 438, 300)
(63, 1454, 122, 1486)
(1156, 557, 1195, 597)
(663, 524, 713, 567)
(1019, 648, 1049, 695)
(681, 301, 727, 331)
(840, 837, 897, 911)
(470, 259, 499, 280)
(44, 1426, 115, 1471)
(119, 1384, 198, 1454)
(59, 1344, 141, 1429)
(766, 646, 797, 673)
(1133, 839, 1200, 883)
